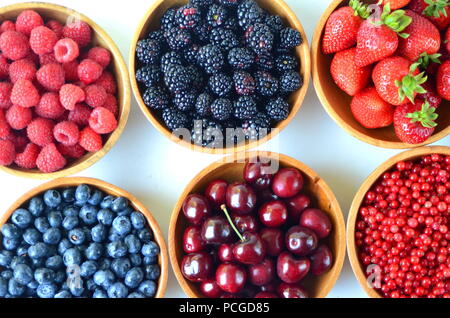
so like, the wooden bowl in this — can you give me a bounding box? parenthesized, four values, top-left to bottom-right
(169, 151, 346, 298)
(130, 0, 311, 155)
(0, 177, 168, 298)
(347, 146, 450, 298)
(0, 2, 131, 179)
(311, 0, 450, 149)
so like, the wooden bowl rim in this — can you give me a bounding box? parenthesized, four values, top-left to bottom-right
(0, 176, 169, 298)
(311, 0, 450, 149)
(169, 151, 347, 298)
(347, 145, 450, 298)
(129, 0, 312, 155)
(0, 2, 132, 179)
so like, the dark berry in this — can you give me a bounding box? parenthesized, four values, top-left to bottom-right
(174, 91, 196, 111)
(191, 119, 224, 148)
(175, 5, 201, 29)
(256, 71, 279, 96)
(242, 112, 271, 140)
(164, 65, 190, 93)
(275, 55, 298, 73)
(237, 0, 265, 29)
(161, 8, 177, 31)
(143, 86, 169, 110)
(266, 97, 289, 121)
(183, 44, 201, 64)
(136, 65, 161, 88)
(206, 5, 228, 28)
(209, 73, 233, 97)
(160, 51, 183, 74)
(197, 44, 224, 74)
(136, 39, 161, 65)
(228, 47, 254, 70)
(279, 27, 302, 49)
(147, 30, 165, 43)
(280, 71, 303, 93)
(233, 71, 256, 96)
(193, 23, 213, 43)
(211, 98, 233, 121)
(191, 0, 213, 6)
(162, 107, 190, 131)
(245, 23, 274, 55)
(265, 15, 284, 32)
(209, 28, 239, 51)
(164, 27, 192, 51)
(195, 93, 213, 117)
(185, 65, 204, 91)
(256, 53, 274, 71)
(234, 96, 257, 120)
(218, 0, 241, 7)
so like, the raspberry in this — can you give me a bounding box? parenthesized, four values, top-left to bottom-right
(0, 110, 11, 139)
(85, 84, 107, 108)
(39, 52, 57, 65)
(63, 60, 79, 82)
(35, 92, 65, 119)
(59, 84, 85, 110)
(6, 105, 32, 130)
(57, 143, 85, 159)
(27, 118, 55, 147)
(29, 26, 58, 55)
(0, 21, 15, 34)
(102, 94, 118, 117)
(0, 31, 30, 61)
(46, 20, 63, 39)
(95, 71, 117, 94)
(79, 127, 102, 152)
(87, 47, 111, 68)
(0, 54, 9, 79)
(62, 21, 92, 47)
(15, 10, 44, 35)
(89, 107, 117, 134)
(9, 59, 37, 83)
(0, 139, 15, 166)
(54, 38, 79, 63)
(53, 120, 80, 146)
(14, 143, 40, 169)
(0, 82, 13, 109)
(36, 63, 65, 91)
(9, 134, 28, 153)
(11, 79, 40, 108)
(36, 143, 66, 173)
(78, 59, 103, 85)
(68, 103, 91, 126)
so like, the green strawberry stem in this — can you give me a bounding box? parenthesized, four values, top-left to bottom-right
(423, 0, 449, 18)
(395, 64, 428, 104)
(406, 101, 439, 128)
(372, 3, 412, 38)
(417, 52, 442, 70)
(349, 0, 371, 19)
(220, 204, 245, 242)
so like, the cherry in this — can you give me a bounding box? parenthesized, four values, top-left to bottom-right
(200, 279, 223, 298)
(259, 200, 288, 228)
(226, 182, 257, 215)
(286, 226, 318, 256)
(277, 283, 309, 298)
(181, 252, 213, 282)
(249, 258, 275, 286)
(300, 208, 332, 239)
(255, 292, 279, 298)
(272, 168, 304, 198)
(277, 252, 310, 284)
(183, 226, 206, 254)
(286, 194, 311, 223)
(216, 263, 247, 294)
(233, 232, 266, 265)
(310, 244, 333, 276)
(232, 214, 259, 233)
(244, 161, 275, 190)
(260, 278, 280, 293)
(205, 179, 228, 208)
(260, 228, 285, 257)
(201, 216, 234, 244)
(218, 244, 234, 262)
(258, 189, 280, 204)
(182, 194, 211, 225)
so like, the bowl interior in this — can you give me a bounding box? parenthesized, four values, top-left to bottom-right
(171, 152, 346, 298)
(131, 0, 311, 154)
(313, 0, 450, 148)
(0, 177, 168, 298)
(0, 3, 130, 178)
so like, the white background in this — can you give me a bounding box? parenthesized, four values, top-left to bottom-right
(0, 0, 449, 298)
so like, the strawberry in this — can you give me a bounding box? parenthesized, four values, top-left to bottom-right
(397, 10, 441, 61)
(393, 100, 438, 144)
(330, 48, 372, 96)
(421, 80, 443, 107)
(372, 56, 427, 105)
(355, 4, 412, 67)
(382, 0, 412, 10)
(408, 0, 450, 30)
(351, 86, 395, 128)
(436, 59, 450, 100)
(446, 27, 450, 53)
(416, 52, 442, 74)
(322, 0, 370, 54)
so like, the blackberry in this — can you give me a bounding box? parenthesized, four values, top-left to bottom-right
(265, 15, 284, 33)
(280, 71, 303, 93)
(191, 119, 224, 148)
(136, 39, 161, 65)
(228, 48, 254, 70)
(233, 71, 256, 96)
(234, 96, 257, 120)
(193, 23, 213, 43)
(173, 91, 196, 111)
(206, 5, 228, 28)
(175, 5, 201, 29)
(143, 86, 169, 110)
(185, 65, 204, 91)
(255, 71, 279, 96)
(223, 17, 239, 31)
(197, 45, 225, 74)
(136, 65, 161, 88)
(266, 97, 289, 121)
(209, 28, 239, 52)
(164, 65, 190, 93)
(279, 27, 302, 49)
(218, 0, 241, 7)
(164, 27, 192, 51)
(183, 44, 200, 64)
(195, 93, 213, 117)
(237, 0, 265, 30)
(245, 23, 274, 55)
(211, 98, 233, 121)
(162, 107, 190, 131)
(147, 30, 165, 44)
(161, 8, 177, 31)
(255, 53, 274, 71)
(190, 0, 213, 7)
(209, 73, 233, 97)
(241, 112, 271, 141)
(160, 52, 183, 73)
(275, 54, 298, 73)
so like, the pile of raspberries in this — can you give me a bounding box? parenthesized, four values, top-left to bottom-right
(0, 10, 119, 173)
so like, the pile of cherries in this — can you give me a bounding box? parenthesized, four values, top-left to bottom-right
(180, 159, 334, 298)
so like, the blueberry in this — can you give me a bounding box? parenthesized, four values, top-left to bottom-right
(22, 228, 41, 245)
(1, 269, 13, 280)
(93, 270, 115, 288)
(34, 217, 50, 233)
(62, 216, 79, 231)
(63, 205, 79, 217)
(130, 211, 146, 230)
(31, 258, 45, 268)
(91, 224, 107, 243)
(34, 268, 55, 285)
(138, 280, 157, 297)
(43, 228, 62, 245)
(145, 264, 161, 280)
(83, 242, 102, 261)
(107, 240, 128, 258)
(143, 256, 158, 265)
(98, 258, 111, 270)
(125, 267, 144, 288)
(1, 223, 21, 239)
(8, 279, 25, 296)
(112, 216, 132, 236)
(28, 242, 48, 259)
(117, 207, 133, 217)
(128, 292, 145, 298)
(16, 245, 28, 257)
(62, 187, 76, 203)
(111, 197, 129, 213)
(142, 241, 160, 257)
(124, 234, 142, 254)
(63, 248, 82, 266)
(44, 190, 62, 208)
(97, 209, 114, 226)
(80, 261, 98, 278)
(129, 254, 142, 267)
(54, 271, 66, 284)
(13, 264, 33, 285)
(58, 239, 73, 255)
(10, 255, 30, 267)
(11, 209, 32, 229)
(0, 250, 13, 267)
(86, 278, 96, 291)
(108, 229, 122, 242)
(55, 290, 72, 298)
(45, 255, 63, 270)
(100, 195, 114, 209)
(37, 283, 57, 298)
(75, 184, 91, 204)
(138, 228, 153, 243)
(48, 211, 63, 228)
(3, 237, 20, 251)
(0, 278, 8, 297)
(68, 228, 86, 245)
(111, 258, 131, 278)
(28, 197, 45, 217)
(69, 282, 84, 297)
(93, 288, 108, 298)
(88, 189, 104, 206)
(107, 282, 129, 298)
(79, 205, 98, 225)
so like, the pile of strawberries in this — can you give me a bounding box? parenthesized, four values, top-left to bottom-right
(323, 0, 449, 145)
(0, 10, 119, 173)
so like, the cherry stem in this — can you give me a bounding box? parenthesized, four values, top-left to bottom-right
(220, 204, 245, 242)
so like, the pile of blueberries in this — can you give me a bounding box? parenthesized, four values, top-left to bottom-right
(0, 184, 161, 298)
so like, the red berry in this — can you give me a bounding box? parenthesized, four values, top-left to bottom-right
(89, 107, 117, 134)
(29, 26, 58, 55)
(59, 84, 85, 110)
(0, 82, 13, 109)
(0, 21, 15, 34)
(0, 54, 10, 80)
(54, 38, 79, 63)
(63, 60, 79, 82)
(85, 84, 107, 108)
(27, 118, 54, 147)
(57, 143, 86, 159)
(95, 71, 117, 94)
(0, 109, 11, 139)
(0, 31, 30, 61)
(39, 53, 57, 65)
(36, 63, 65, 92)
(78, 59, 103, 85)
(14, 143, 40, 169)
(62, 21, 92, 47)
(79, 126, 102, 152)
(53, 121, 80, 146)
(36, 143, 66, 173)
(87, 47, 111, 68)
(35, 92, 65, 119)
(9, 58, 37, 83)
(45, 20, 63, 39)
(68, 103, 91, 126)
(0, 139, 15, 166)
(15, 10, 44, 36)
(6, 105, 32, 130)
(11, 79, 40, 108)
(102, 94, 118, 117)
